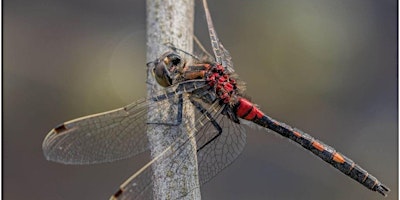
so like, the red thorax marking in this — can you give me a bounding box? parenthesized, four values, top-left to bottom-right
(206, 64, 237, 103)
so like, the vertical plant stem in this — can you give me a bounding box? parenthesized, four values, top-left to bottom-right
(146, 0, 200, 199)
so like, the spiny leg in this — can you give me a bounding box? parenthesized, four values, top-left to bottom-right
(164, 98, 223, 185)
(189, 98, 223, 152)
(193, 35, 214, 60)
(163, 42, 201, 62)
(147, 93, 183, 126)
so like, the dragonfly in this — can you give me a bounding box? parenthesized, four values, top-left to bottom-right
(42, 0, 390, 199)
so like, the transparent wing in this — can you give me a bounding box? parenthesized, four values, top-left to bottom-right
(43, 98, 153, 165)
(110, 102, 208, 200)
(195, 105, 246, 184)
(110, 130, 196, 200)
(111, 100, 247, 199)
(42, 80, 208, 165)
(202, 0, 235, 73)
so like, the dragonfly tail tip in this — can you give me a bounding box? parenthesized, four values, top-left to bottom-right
(375, 183, 390, 197)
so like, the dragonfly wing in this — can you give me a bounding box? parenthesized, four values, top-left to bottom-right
(193, 102, 246, 184)
(110, 100, 246, 199)
(110, 150, 155, 200)
(42, 98, 152, 165)
(42, 80, 209, 165)
(110, 141, 200, 200)
(219, 43, 234, 73)
(110, 104, 206, 200)
(202, 0, 235, 73)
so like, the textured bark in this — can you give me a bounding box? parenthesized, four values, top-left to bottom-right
(146, 0, 200, 199)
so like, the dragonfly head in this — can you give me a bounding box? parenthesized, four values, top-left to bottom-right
(151, 52, 184, 87)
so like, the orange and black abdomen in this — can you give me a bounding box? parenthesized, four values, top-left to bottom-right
(234, 97, 389, 196)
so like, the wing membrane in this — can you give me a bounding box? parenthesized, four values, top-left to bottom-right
(194, 101, 246, 184)
(42, 98, 151, 164)
(42, 80, 209, 165)
(111, 100, 247, 199)
(202, 0, 235, 73)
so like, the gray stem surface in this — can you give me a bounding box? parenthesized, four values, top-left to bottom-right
(146, 0, 200, 199)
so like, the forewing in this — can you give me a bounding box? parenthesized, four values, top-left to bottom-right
(42, 79, 209, 165)
(202, 0, 235, 73)
(42, 98, 151, 164)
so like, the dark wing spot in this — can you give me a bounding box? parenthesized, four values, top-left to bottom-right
(54, 124, 67, 134)
(113, 188, 123, 198)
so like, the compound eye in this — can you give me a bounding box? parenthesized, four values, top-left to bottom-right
(167, 53, 181, 66)
(171, 57, 181, 65)
(153, 62, 172, 87)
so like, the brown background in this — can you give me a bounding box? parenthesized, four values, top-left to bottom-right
(4, 0, 397, 199)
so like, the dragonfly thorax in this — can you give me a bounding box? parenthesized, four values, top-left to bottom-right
(151, 51, 242, 107)
(205, 64, 239, 105)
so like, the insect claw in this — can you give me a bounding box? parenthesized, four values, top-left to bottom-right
(163, 42, 177, 50)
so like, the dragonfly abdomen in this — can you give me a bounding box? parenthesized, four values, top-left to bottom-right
(233, 97, 389, 196)
(235, 97, 264, 120)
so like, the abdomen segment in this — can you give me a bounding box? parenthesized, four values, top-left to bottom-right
(235, 97, 390, 196)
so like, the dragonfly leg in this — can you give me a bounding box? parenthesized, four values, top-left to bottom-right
(147, 81, 209, 126)
(193, 35, 214, 60)
(147, 93, 183, 126)
(163, 42, 201, 61)
(189, 98, 222, 152)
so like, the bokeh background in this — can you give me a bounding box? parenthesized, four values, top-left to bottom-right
(4, 0, 397, 199)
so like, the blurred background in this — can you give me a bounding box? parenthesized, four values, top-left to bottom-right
(4, 0, 397, 199)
